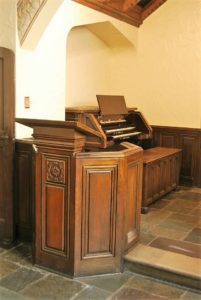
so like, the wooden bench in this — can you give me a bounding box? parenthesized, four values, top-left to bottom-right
(142, 147, 182, 213)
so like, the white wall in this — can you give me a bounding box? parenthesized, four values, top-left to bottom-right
(66, 26, 112, 107)
(0, 0, 16, 51)
(110, 0, 201, 128)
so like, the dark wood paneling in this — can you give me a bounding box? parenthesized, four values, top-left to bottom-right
(152, 126, 201, 187)
(41, 154, 70, 257)
(43, 185, 65, 252)
(0, 47, 15, 243)
(125, 161, 141, 251)
(81, 166, 117, 259)
(142, 147, 181, 211)
(15, 142, 33, 241)
(34, 150, 72, 275)
(74, 158, 122, 276)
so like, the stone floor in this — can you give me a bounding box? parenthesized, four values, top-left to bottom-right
(0, 186, 201, 299)
(125, 185, 201, 295)
(140, 186, 201, 248)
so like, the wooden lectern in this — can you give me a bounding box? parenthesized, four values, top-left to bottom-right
(15, 118, 143, 277)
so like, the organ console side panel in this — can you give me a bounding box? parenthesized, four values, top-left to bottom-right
(74, 156, 124, 275)
(124, 151, 143, 252)
(73, 146, 143, 276)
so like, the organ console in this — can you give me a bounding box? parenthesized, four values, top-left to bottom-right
(65, 95, 152, 150)
(15, 96, 145, 277)
(15, 95, 181, 277)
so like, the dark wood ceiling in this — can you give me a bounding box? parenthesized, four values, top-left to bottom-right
(73, 0, 167, 27)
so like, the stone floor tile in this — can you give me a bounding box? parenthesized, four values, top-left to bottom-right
(139, 230, 156, 245)
(189, 208, 201, 217)
(140, 221, 154, 233)
(182, 291, 201, 299)
(109, 286, 169, 300)
(0, 258, 20, 279)
(184, 228, 201, 245)
(73, 285, 111, 300)
(1, 243, 32, 266)
(21, 273, 86, 300)
(158, 218, 195, 232)
(165, 199, 199, 210)
(125, 275, 185, 299)
(0, 267, 44, 292)
(162, 192, 183, 200)
(78, 272, 133, 293)
(150, 225, 189, 240)
(189, 187, 201, 194)
(142, 210, 172, 226)
(0, 286, 29, 300)
(179, 192, 201, 201)
(0, 240, 20, 251)
(153, 201, 173, 210)
(165, 213, 201, 225)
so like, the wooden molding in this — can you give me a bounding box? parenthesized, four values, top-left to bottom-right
(141, 0, 167, 21)
(73, 0, 167, 27)
(123, 0, 141, 12)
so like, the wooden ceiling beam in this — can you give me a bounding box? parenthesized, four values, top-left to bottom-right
(97, 0, 112, 3)
(73, 0, 167, 27)
(122, 0, 141, 12)
(73, 0, 141, 26)
(141, 0, 167, 21)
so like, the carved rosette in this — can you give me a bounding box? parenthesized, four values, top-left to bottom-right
(46, 159, 65, 184)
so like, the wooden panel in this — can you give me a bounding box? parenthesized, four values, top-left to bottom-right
(17, 154, 31, 224)
(180, 135, 197, 182)
(0, 58, 3, 130)
(43, 185, 65, 252)
(41, 154, 70, 257)
(81, 166, 117, 259)
(142, 148, 181, 210)
(160, 133, 177, 148)
(15, 152, 32, 239)
(14, 141, 34, 241)
(0, 147, 4, 217)
(125, 162, 139, 249)
(0, 47, 15, 242)
(152, 126, 201, 186)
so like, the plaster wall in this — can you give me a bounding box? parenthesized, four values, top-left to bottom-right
(0, 0, 16, 51)
(66, 26, 111, 107)
(16, 0, 137, 137)
(110, 0, 201, 128)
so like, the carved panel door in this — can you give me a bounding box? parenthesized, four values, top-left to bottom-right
(0, 47, 15, 243)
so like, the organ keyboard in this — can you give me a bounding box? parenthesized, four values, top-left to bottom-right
(65, 95, 152, 149)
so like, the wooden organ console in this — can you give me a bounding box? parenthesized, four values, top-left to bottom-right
(65, 95, 153, 150)
(15, 95, 181, 277)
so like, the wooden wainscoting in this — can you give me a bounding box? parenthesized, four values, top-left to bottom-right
(0, 47, 15, 243)
(152, 126, 201, 187)
(15, 140, 34, 241)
